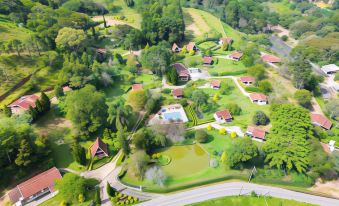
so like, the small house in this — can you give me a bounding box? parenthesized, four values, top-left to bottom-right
(89, 138, 109, 159)
(211, 80, 221, 89)
(311, 113, 332, 130)
(203, 56, 214, 65)
(321, 64, 339, 75)
(229, 51, 243, 61)
(172, 88, 183, 99)
(173, 63, 190, 81)
(240, 76, 255, 85)
(219, 37, 233, 45)
(172, 43, 181, 53)
(186, 42, 198, 52)
(214, 110, 232, 123)
(132, 83, 143, 91)
(8, 94, 39, 114)
(246, 126, 266, 142)
(261, 54, 281, 63)
(249, 93, 268, 105)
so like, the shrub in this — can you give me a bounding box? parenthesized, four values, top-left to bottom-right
(179, 99, 188, 107)
(195, 130, 208, 143)
(189, 50, 195, 56)
(227, 103, 242, 115)
(219, 128, 226, 135)
(162, 88, 171, 94)
(258, 80, 272, 94)
(230, 131, 237, 138)
(78, 194, 85, 203)
(106, 182, 116, 197)
(294, 89, 312, 108)
(209, 158, 219, 168)
(281, 35, 288, 41)
(252, 110, 269, 125)
(207, 124, 212, 131)
(213, 93, 219, 101)
(59, 201, 67, 206)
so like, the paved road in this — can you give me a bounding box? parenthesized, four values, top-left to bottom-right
(136, 182, 339, 206)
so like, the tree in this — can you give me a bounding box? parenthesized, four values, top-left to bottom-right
(94, 189, 101, 205)
(40, 92, 51, 112)
(127, 89, 147, 111)
(325, 99, 339, 121)
(128, 150, 150, 180)
(78, 194, 85, 203)
(227, 137, 258, 168)
(35, 100, 44, 114)
(192, 90, 208, 111)
(220, 151, 227, 163)
(248, 64, 265, 81)
(54, 85, 64, 98)
(65, 85, 108, 137)
(145, 166, 167, 187)
(252, 111, 269, 125)
(166, 67, 178, 85)
(133, 128, 166, 153)
(289, 59, 312, 89)
(258, 80, 272, 94)
(116, 114, 130, 155)
(2, 105, 12, 117)
(9, 39, 21, 56)
(71, 142, 86, 166)
(106, 182, 116, 197)
(195, 130, 208, 143)
(15, 139, 32, 167)
(28, 106, 38, 121)
(55, 27, 87, 52)
(227, 103, 241, 115)
(294, 89, 312, 108)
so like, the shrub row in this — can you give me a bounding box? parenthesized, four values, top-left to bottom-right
(185, 105, 198, 126)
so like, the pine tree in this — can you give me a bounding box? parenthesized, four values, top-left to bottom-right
(40, 92, 51, 111)
(54, 85, 64, 98)
(71, 142, 86, 165)
(15, 139, 32, 167)
(3, 105, 12, 117)
(28, 106, 38, 120)
(116, 114, 129, 154)
(35, 99, 44, 114)
(106, 182, 115, 197)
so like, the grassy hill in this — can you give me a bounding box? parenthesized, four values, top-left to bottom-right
(0, 15, 32, 43)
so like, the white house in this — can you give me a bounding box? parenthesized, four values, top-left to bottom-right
(249, 93, 268, 105)
(321, 64, 339, 75)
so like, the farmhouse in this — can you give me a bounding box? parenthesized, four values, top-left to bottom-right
(132, 83, 143, 91)
(229, 51, 243, 61)
(211, 80, 221, 89)
(311, 113, 332, 130)
(214, 110, 232, 123)
(173, 63, 190, 81)
(246, 126, 266, 142)
(172, 43, 181, 53)
(90, 137, 109, 158)
(203, 56, 214, 65)
(172, 88, 183, 99)
(262, 54, 281, 63)
(240, 76, 255, 85)
(219, 37, 233, 45)
(186, 42, 198, 52)
(8, 167, 62, 206)
(8, 94, 39, 114)
(249, 93, 268, 105)
(321, 64, 339, 75)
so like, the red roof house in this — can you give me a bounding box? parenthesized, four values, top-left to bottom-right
(262, 54, 281, 63)
(132, 83, 143, 91)
(240, 76, 255, 85)
(96, 48, 107, 54)
(203, 56, 214, 65)
(214, 110, 232, 122)
(172, 43, 181, 53)
(89, 138, 109, 158)
(249, 93, 268, 105)
(219, 37, 233, 45)
(229, 51, 243, 60)
(311, 113, 332, 130)
(211, 80, 221, 89)
(8, 167, 62, 205)
(186, 42, 198, 52)
(173, 63, 190, 81)
(172, 88, 183, 98)
(9, 94, 39, 114)
(246, 126, 266, 141)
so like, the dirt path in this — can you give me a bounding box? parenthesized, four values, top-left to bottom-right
(310, 179, 339, 198)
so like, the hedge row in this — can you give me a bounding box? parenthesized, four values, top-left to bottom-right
(185, 105, 198, 126)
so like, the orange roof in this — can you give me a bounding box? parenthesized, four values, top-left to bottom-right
(173, 63, 189, 77)
(89, 137, 108, 158)
(186, 42, 196, 51)
(172, 43, 180, 51)
(250, 93, 267, 101)
(229, 51, 243, 59)
(8, 167, 62, 203)
(247, 126, 266, 140)
(240, 76, 255, 83)
(9, 95, 39, 110)
(311, 113, 332, 130)
(203, 56, 213, 64)
(211, 80, 221, 88)
(262, 54, 281, 63)
(132, 84, 143, 90)
(220, 37, 233, 44)
(215, 110, 232, 120)
(96, 48, 107, 54)
(172, 88, 183, 97)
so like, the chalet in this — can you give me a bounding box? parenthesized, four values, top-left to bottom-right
(62, 86, 72, 92)
(239, 76, 255, 85)
(261, 54, 281, 63)
(311, 113, 332, 130)
(96, 48, 107, 55)
(132, 83, 143, 91)
(229, 51, 243, 61)
(214, 110, 232, 123)
(211, 80, 221, 89)
(173, 63, 190, 81)
(203, 56, 214, 65)
(89, 138, 109, 159)
(219, 37, 233, 45)
(172, 43, 181, 53)
(8, 94, 39, 114)
(246, 126, 266, 142)
(172, 88, 183, 99)
(321, 64, 339, 75)
(249, 93, 268, 105)
(186, 42, 198, 52)
(8, 167, 62, 206)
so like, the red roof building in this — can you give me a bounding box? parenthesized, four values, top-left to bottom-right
(173, 63, 190, 81)
(96, 48, 107, 54)
(249, 93, 268, 105)
(246, 126, 266, 141)
(219, 37, 233, 45)
(203, 56, 214, 65)
(8, 167, 62, 205)
(9, 94, 39, 114)
(311, 113, 332, 130)
(262, 54, 281, 63)
(132, 83, 143, 91)
(90, 137, 109, 158)
(240, 76, 255, 85)
(186, 42, 198, 52)
(229, 51, 243, 60)
(211, 80, 221, 89)
(172, 43, 181, 53)
(214, 110, 232, 122)
(172, 88, 183, 98)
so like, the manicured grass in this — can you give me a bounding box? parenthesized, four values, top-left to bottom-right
(221, 22, 245, 49)
(207, 58, 247, 76)
(91, 156, 112, 170)
(198, 41, 218, 50)
(200, 130, 234, 156)
(188, 195, 316, 206)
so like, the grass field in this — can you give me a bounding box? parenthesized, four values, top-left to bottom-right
(188, 195, 316, 206)
(264, 1, 300, 16)
(207, 58, 247, 76)
(0, 15, 32, 43)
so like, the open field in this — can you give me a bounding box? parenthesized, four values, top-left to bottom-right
(207, 59, 247, 76)
(264, 1, 300, 16)
(0, 15, 32, 43)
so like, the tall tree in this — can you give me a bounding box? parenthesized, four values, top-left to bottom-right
(55, 27, 87, 53)
(15, 139, 32, 167)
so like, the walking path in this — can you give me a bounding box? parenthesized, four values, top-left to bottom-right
(136, 182, 339, 206)
(189, 121, 244, 137)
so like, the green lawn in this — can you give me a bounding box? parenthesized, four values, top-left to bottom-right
(188, 195, 316, 206)
(0, 14, 32, 43)
(264, 1, 300, 16)
(198, 41, 218, 50)
(200, 130, 234, 156)
(207, 58, 247, 76)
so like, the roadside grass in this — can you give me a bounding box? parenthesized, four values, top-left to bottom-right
(0, 14, 32, 43)
(188, 195, 316, 206)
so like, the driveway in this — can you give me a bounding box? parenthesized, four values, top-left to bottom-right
(136, 182, 339, 206)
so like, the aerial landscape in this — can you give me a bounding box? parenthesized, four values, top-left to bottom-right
(0, 0, 339, 205)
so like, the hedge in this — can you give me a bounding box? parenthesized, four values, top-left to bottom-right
(185, 105, 198, 126)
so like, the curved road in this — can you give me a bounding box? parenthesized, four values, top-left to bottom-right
(136, 182, 339, 206)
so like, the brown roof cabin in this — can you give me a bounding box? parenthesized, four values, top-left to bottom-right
(172, 88, 183, 98)
(311, 113, 332, 130)
(262, 54, 281, 63)
(211, 80, 221, 89)
(249, 93, 268, 105)
(203, 56, 214, 65)
(239, 76, 255, 85)
(186, 42, 198, 52)
(172, 43, 181, 53)
(9, 94, 39, 114)
(219, 37, 233, 45)
(246, 126, 266, 142)
(214, 110, 232, 123)
(90, 138, 109, 159)
(132, 83, 143, 91)
(96, 48, 107, 55)
(8, 167, 62, 205)
(229, 51, 243, 61)
(173, 63, 190, 81)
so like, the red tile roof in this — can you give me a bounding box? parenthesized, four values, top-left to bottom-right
(215, 110, 232, 120)
(262, 54, 281, 63)
(249, 93, 267, 101)
(132, 83, 143, 90)
(172, 88, 183, 97)
(89, 137, 109, 158)
(220, 37, 233, 44)
(311, 113, 332, 130)
(229, 51, 243, 59)
(172, 43, 180, 52)
(9, 95, 39, 110)
(173, 63, 189, 77)
(247, 126, 266, 140)
(8, 167, 62, 203)
(240, 76, 255, 83)
(211, 80, 221, 88)
(96, 48, 107, 54)
(62, 86, 72, 92)
(203, 56, 213, 64)
(187, 42, 197, 51)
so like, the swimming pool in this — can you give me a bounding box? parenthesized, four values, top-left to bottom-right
(163, 112, 183, 121)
